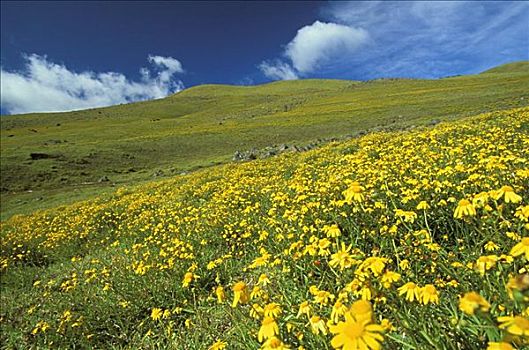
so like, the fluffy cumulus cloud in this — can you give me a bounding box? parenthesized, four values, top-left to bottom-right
(1, 54, 185, 114)
(259, 21, 368, 80)
(285, 21, 368, 73)
(261, 1, 529, 81)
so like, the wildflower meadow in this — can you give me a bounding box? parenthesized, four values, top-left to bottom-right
(1, 107, 528, 349)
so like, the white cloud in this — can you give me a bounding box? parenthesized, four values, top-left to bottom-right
(147, 55, 184, 83)
(0, 54, 185, 114)
(259, 60, 298, 80)
(322, 1, 529, 78)
(285, 21, 369, 73)
(259, 21, 369, 80)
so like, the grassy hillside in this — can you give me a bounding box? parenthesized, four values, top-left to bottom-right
(480, 60, 529, 74)
(1, 63, 528, 219)
(1, 107, 528, 349)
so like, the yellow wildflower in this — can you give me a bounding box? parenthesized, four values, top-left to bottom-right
(515, 205, 529, 221)
(261, 336, 290, 349)
(506, 274, 529, 299)
(398, 282, 420, 302)
(487, 343, 514, 350)
(329, 243, 356, 271)
(380, 319, 394, 332)
(215, 286, 225, 304)
(343, 182, 365, 203)
(309, 315, 327, 335)
(297, 301, 311, 319)
(399, 259, 410, 270)
(250, 304, 264, 319)
(151, 308, 163, 321)
(484, 241, 499, 251)
(182, 272, 195, 288)
(263, 303, 282, 318)
(495, 185, 522, 204)
(313, 290, 334, 306)
(323, 224, 342, 238)
(209, 339, 227, 350)
(497, 315, 529, 336)
(232, 281, 249, 308)
(258, 317, 279, 342)
(329, 309, 384, 350)
(162, 309, 171, 319)
(416, 201, 430, 210)
(348, 299, 373, 322)
(420, 284, 439, 305)
(331, 301, 349, 323)
(459, 292, 490, 315)
(475, 255, 499, 275)
(258, 274, 271, 286)
(454, 199, 476, 219)
(358, 257, 388, 277)
(381, 271, 401, 288)
(510, 237, 529, 260)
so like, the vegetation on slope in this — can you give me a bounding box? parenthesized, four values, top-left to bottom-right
(480, 61, 529, 75)
(1, 107, 528, 349)
(1, 65, 528, 219)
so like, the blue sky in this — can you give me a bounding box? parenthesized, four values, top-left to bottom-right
(1, 1, 528, 115)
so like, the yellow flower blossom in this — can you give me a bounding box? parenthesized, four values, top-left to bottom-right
(343, 182, 365, 203)
(398, 282, 420, 302)
(495, 186, 522, 204)
(209, 339, 227, 350)
(258, 274, 271, 286)
(263, 303, 282, 318)
(331, 301, 349, 323)
(416, 201, 430, 210)
(329, 309, 384, 350)
(309, 315, 327, 335)
(260, 337, 290, 350)
(182, 272, 195, 288)
(323, 224, 342, 238)
(232, 281, 249, 308)
(381, 271, 401, 288)
(420, 284, 439, 305)
(151, 308, 163, 321)
(497, 315, 529, 336)
(454, 199, 476, 219)
(297, 301, 311, 319)
(486, 343, 513, 350)
(459, 292, 490, 315)
(348, 299, 373, 322)
(484, 241, 499, 251)
(475, 255, 499, 275)
(313, 290, 335, 306)
(506, 274, 529, 300)
(399, 259, 410, 270)
(329, 243, 356, 271)
(258, 317, 279, 342)
(510, 237, 529, 260)
(215, 286, 226, 304)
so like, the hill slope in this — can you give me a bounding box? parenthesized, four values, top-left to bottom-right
(480, 60, 529, 74)
(1, 63, 528, 219)
(1, 107, 528, 349)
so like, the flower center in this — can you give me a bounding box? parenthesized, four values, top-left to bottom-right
(345, 320, 365, 339)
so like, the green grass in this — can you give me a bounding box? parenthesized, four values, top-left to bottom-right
(1, 61, 528, 220)
(1, 107, 528, 349)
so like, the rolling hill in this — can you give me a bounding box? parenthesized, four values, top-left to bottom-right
(1, 106, 528, 349)
(1, 61, 528, 219)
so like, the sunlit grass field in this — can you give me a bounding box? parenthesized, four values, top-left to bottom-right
(1, 61, 528, 220)
(1, 107, 528, 349)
